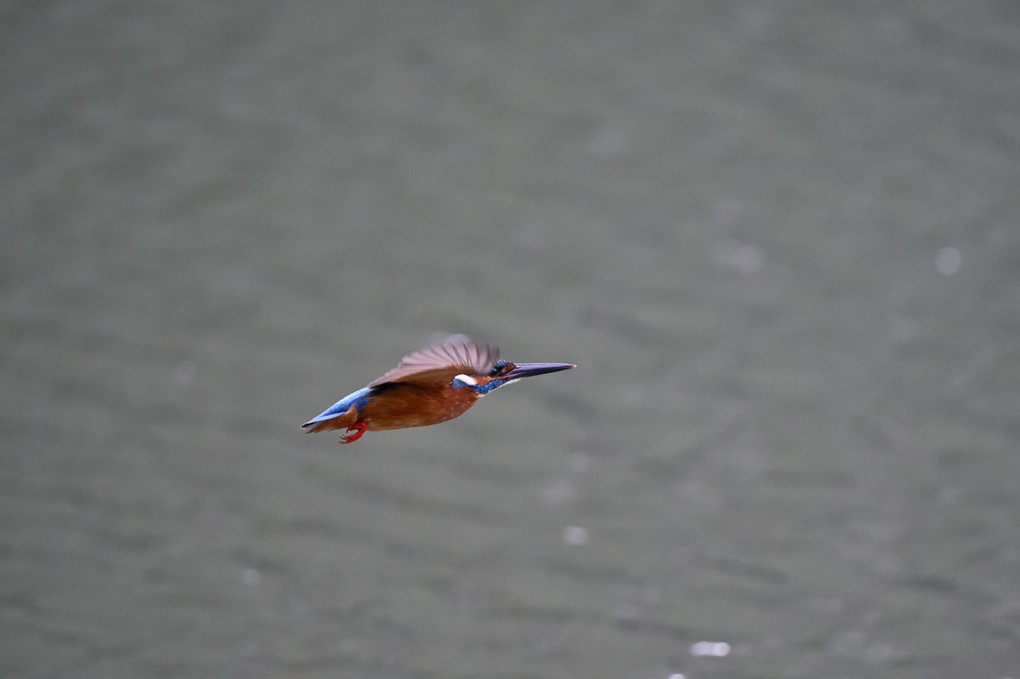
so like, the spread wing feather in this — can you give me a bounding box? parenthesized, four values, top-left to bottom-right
(367, 342, 500, 388)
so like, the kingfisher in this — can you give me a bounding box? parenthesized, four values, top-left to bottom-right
(301, 342, 576, 443)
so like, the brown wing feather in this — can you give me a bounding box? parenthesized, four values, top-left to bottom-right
(367, 342, 499, 387)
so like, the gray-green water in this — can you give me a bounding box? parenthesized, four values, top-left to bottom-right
(3, 2, 1020, 678)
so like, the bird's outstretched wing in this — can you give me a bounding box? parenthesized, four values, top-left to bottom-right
(367, 342, 500, 388)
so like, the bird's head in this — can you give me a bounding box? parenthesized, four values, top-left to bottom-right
(452, 359, 575, 396)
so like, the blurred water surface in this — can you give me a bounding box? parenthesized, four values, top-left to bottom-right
(3, 2, 1020, 678)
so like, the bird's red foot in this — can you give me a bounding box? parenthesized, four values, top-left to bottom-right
(339, 421, 367, 444)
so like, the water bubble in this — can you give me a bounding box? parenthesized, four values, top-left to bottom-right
(935, 247, 961, 275)
(690, 640, 731, 657)
(563, 525, 588, 545)
(242, 568, 262, 586)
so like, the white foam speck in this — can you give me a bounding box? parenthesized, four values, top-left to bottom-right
(562, 525, 588, 545)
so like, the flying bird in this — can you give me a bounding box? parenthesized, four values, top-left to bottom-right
(301, 342, 575, 443)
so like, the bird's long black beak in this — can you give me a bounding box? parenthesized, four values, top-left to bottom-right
(504, 362, 576, 380)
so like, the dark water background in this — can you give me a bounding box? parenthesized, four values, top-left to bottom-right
(3, 2, 1020, 678)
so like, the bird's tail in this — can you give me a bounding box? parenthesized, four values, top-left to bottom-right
(301, 408, 358, 433)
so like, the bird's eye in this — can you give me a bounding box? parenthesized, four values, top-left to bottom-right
(491, 359, 509, 376)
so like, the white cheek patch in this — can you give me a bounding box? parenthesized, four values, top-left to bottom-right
(454, 374, 478, 386)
